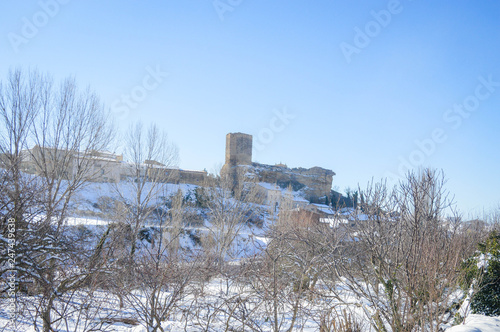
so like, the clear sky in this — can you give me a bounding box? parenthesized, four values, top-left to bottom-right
(1, 0, 499, 215)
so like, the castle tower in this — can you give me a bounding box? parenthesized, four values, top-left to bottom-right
(225, 133, 252, 166)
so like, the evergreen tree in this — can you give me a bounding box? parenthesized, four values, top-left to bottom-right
(461, 231, 500, 316)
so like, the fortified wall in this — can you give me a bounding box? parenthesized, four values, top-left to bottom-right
(15, 133, 334, 199)
(17, 146, 207, 185)
(222, 133, 335, 201)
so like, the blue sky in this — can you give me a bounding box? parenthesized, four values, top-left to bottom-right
(1, 0, 499, 215)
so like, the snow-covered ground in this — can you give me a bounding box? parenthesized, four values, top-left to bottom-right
(446, 315, 500, 332)
(4, 180, 498, 331)
(72, 181, 200, 214)
(2, 279, 498, 331)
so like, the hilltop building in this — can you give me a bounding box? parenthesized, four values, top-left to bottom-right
(9, 133, 334, 203)
(222, 132, 335, 202)
(18, 146, 124, 183)
(14, 146, 207, 185)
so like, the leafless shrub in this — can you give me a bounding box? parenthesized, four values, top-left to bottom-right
(114, 122, 178, 258)
(0, 68, 116, 332)
(322, 169, 473, 332)
(200, 167, 263, 271)
(319, 308, 365, 332)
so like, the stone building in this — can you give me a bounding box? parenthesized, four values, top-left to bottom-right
(141, 161, 208, 185)
(11, 133, 333, 195)
(159, 168, 207, 185)
(222, 132, 335, 202)
(225, 132, 253, 166)
(19, 146, 124, 183)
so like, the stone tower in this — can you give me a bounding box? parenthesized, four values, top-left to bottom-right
(225, 133, 252, 166)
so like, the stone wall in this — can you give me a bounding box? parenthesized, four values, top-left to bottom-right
(147, 167, 207, 185)
(225, 132, 252, 166)
(249, 163, 334, 201)
(222, 132, 335, 201)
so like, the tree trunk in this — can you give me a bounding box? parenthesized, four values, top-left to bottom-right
(42, 295, 54, 332)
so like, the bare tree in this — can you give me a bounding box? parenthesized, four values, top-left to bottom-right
(25, 227, 119, 332)
(0, 68, 115, 332)
(29, 76, 115, 228)
(118, 229, 197, 332)
(111, 184, 207, 332)
(185, 265, 264, 332)
(114, 122, 178, 257)
(97, 122, 180, 322)
(200, 166, 263, 271)
(327, 169, 470, 332)
(0, 69, 43, 224)
(165, 188, 184, 257)
(248, 191, 340, 332)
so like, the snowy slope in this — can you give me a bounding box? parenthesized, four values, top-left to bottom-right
(446, 315, 500, 332)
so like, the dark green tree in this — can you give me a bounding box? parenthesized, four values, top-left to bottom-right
(461, 230, 500, 316)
